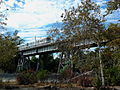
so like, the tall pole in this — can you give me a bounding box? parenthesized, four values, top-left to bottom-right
(35, 36, 36, 42)
(35, 36, 36, 46)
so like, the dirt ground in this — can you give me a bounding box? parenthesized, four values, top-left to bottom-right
(0, 82, 120, 90)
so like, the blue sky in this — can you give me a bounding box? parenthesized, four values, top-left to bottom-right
(1, 0, 120, 43)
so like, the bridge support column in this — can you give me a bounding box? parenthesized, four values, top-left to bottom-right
(27, 56, 31, 70)
(17, 53, 25, 71)
(17, 55, 32, 71)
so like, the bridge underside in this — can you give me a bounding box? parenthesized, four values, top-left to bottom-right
(17, 41, 107, 71)
(22, 49, 59, 56)
(21, 44, 58, 56)
(17, 45, 59, 71)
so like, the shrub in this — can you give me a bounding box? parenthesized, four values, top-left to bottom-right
(0, 69, 4, 73)
(36, 70, 48, 81)
(60, 66, 73, 79)
(17, 70, 37, 85)
(92, 76, 102, 88)
(104, 67, 120, 86)
(79, 76, 93, 87)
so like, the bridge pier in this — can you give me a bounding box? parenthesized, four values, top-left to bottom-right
(17, 53, 31, 71)
(27, 56, 31, 70)
(17, 53, 25, 71)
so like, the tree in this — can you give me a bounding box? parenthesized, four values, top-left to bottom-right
(0, 34, 16, 72)
(29, 54, 59, 73)
(0, 0, 7, 31)
(106, 0, 120, 15)
(0, 31, 24, 72)
(103, 0, 120, 85)
(102, 24, 120, 85)
(48, 0, 105, 85)
(0, 1, 23, 72)
(39, 53, 59, 72)
(105, 24, 120, 48)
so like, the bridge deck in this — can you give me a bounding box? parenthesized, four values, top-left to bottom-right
(18, 38, 107, 56)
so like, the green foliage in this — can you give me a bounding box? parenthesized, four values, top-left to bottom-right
(106, 0, 120, 15)
(104, 67, 120, 86)
(39, 54, 59, 72)
(78, 51, 99, 73)
(0, 1, 24, 72)
(17, 70, 37, 85)
(48, 0, 104, 45)
(105, 24, 120, 48)
(30, 56, 39, 71)
(0, 34, 17, 72)
(101, 24, 120, 86)
(0, 31, 23, 72)
(79, 76, 93, 87)
(29, 54, 59, 72)
(92, 76, 102, 88)
(36, 70, 48, 80)
(0, 69, 4, 73)
(48, 0, 105, 75)
(47, 0, 120, 86)
(60, 66, 73, 79)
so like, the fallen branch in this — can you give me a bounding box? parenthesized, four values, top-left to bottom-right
(64, 70, 93, 83)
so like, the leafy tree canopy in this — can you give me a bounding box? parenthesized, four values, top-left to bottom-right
(105, 24, 120, 48)
(106, 0, 120, 15)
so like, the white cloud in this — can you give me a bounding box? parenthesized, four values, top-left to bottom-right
(18, 28, 47, 38)
(5, 0, 117, 42)
(6, 0, 63, 29)
(6, 0, 81, 29)
(6, 0, 16, 6)
(18, 31, 41, 37)
(7, 12, 39, 28)
(5, 0, 73, 42)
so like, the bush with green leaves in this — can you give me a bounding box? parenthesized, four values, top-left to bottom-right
(17, 70, 37, 85)
(0, 69, 4, 73)
(60, 66, 73, 79)
(104, 67, 120, 86)
(36, 70, 48, 81)
(92, 76, 102, 88)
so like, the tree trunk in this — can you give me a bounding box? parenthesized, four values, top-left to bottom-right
(57, 53, 63, 73)
(36, 62, 39, 72)
(36, 55, 40, 72)
(98, 43, 105, 86)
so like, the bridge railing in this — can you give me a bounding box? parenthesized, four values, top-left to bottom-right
(18, 38, 107, 51)
(18, 38, 53, 51)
